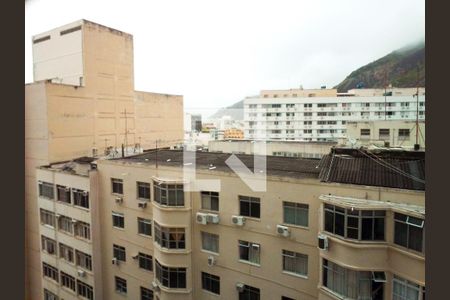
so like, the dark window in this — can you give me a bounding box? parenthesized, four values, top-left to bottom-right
(138, 217, 152, 236)
(60, 25, 82, 35)
(113, 244, 126, 262)
(154, 222, 185, 249)
(41, 235, 56, 255)
(112, 212, 124, 228)
(141, 286, 154, 300)
(61, 271, 76, 292)
(202, 272, 220, 295)
(138, 253, 153, 271)
(201, 191, 219, 211)
(73, 189, 89, 209)
(155, 260, 186, 289)
(57, 185, 71, 204)
(379, 128, 390, 139)
(115, 276, 127, 294)
(137, 182, 151, 200)
(39, 182, 54, 199)
(282, 297, 295, 300)
(59, 243, 74, 263)
(77, 280, 94, 300)
(76, 250, 92, 271)
(42, 262, 58, 282)
(239, 196, 260, 218)
(43, 289, 58, 300)
(360, 129, 370, 138)
(153, 182, 184, 206)
(283, 202, 308, 227)
(282, 250, 308, 276)
(394, 213, 424, 253)
(239, 285, 260, 300)
(324, 205, 385, 241)
(201, 231, 219, 253)
(398, 129, 411, 140)
(111, 178, 123, 194)
(74, 221, 91, 240)
(238, 240, 260, 265)
(33, 35, 51, 44)
(39, 209, 55, 227)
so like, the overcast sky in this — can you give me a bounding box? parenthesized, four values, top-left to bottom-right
(25, 0, 424, 117)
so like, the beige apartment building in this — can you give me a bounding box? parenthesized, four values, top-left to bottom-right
(81, 148, 423, 300)
(26, 20, 183, 299)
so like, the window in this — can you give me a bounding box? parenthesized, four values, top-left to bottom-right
(304, 103, 312, 108)
(392, 275, 425, 300)
(202, 272, 220, 295)
(239, 285, 260, 300)
(153, 182, 184, 206)
(201, 191, 219, 211)
(271, 130, 281, 134)
(58, 216, 74, 234)
(249, 104, 257, 109)
(115, 276, 127, 294)
(401, 102, 410, 107)
(394, 213, 424, 253)
(138, 217, 152, 236)
(282, 297, 295, 300)
(60, 25, 82, 35)
(303, 129, 312, 134)
(379, 128, 390, 139)
(113, 244, 126, 262)
(201, 231, 219, 253)
(77, 280, 94, 300)
(44, 289, 58, 300)
(272, 104, 281, 108)
(304, 112, 312, 116)
(73, 189, 89, 209)
(41, 235, 56, 255)
(239, 195, 260, 218)
(324, 205, 385, 241)
(75, 221, 91, 240)
(40, 209, 55, 227)
(398, 129, 411, 140)
(155, 260, 187, 288)
(61, 271, 76, 292)
(239, 240, 260, 265)
(282, 250, 308, 277)
(286, 103, 295, 108)
(39, 181, 54, 199)
(43, 262, 58, 282)
(137, 182, 151, 200)
(141, 287, 154, 300)
(59, 243, 74, 263)
(138, 253, 153, 271)
(360, 129, 370, 139)
(111, 178, 123, 194)
(304, 121, 312, 125)
(57, 185, 71, 204)
(154, 222, 185, 249)
(322, 259, 381, 299)
(283, 202, 308, 227)
(112, 212, 124, 229)
(317, 112, 327, 116)
(76, 250, 92, 271)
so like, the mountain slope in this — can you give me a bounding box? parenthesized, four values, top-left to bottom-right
(209, 99, 244, 120)
(334, 42, 425, 92)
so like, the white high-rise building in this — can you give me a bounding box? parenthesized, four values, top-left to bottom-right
(243, 87, 425, 141)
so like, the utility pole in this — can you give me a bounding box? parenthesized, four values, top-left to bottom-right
(415, 65, 420, 148)
(384, 69, 387, 121)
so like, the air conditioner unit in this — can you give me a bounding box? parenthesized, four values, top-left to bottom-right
(251, 244, 260, 251)
(115, 197, 123, 204)
(55, 214, 61, 219)
(77, 270, 86, 277)
(236, 282, 245, 293)
(71, 219, 78, 224)
(112, 257, 119, 265)
(276, 224, 290, 237)
(138, 202, 147, 209)
(207, 213, 220, 224)
(64, 187, 71, 192)
(132, 254, 139, 260)
(318, 234, 329, 250)
(152, 281, 160, 290)
(231, 215, 245, 226)
(82, 191, 88, 196)
(196, 212, 208, 225)
(207, 255, 216, 266)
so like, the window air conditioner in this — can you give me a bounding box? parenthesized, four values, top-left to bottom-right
(207, 213, 220, 224)
(115, 197, 123, 204)
(138, 202, 147, 209)
(77, 270, 86, 277)
(132, 254, 139, 260)
(318, 234, 329, 250)
(71, 219, 78, 224)
(152, 281, 160, 290)
(112, 257, 118, 265)
(231, 215, 245, 226)
(196, 212, 208, 225)
(236, 282, 245, 292)
(207, 255, 216, 266)
(276, 224, 290, 237)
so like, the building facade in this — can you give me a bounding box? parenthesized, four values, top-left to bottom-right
(89, 150, 424, 300)
(243, 87, 425, 141)
(25, 20, 183, 299)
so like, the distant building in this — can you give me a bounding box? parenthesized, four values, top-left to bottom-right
(244, 87, 425, 141)
(343, 120, 425, 149)
(223, 128, 244, 140)
(209, 139, 336, 158)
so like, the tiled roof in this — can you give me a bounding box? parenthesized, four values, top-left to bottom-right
(318, 148, 425, 191)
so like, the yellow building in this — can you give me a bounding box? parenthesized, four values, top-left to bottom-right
(223, 128, 244, 140)
(26, 20, 183, 299)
